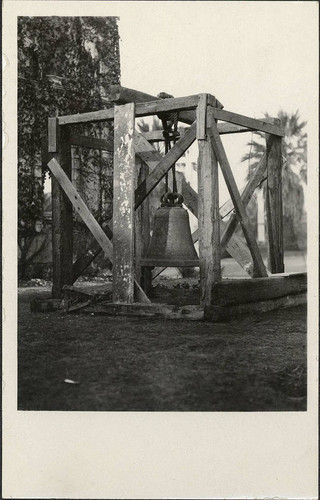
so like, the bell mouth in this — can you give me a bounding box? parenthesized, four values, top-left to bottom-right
(141, 258, 199, 267)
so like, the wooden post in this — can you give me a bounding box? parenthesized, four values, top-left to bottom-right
(113, 103, 136, 303)
(197, 104, 221, 308)
(135, 158, 152, 296)
(50, 118, 73, 298)
(266, 125, 284, 273)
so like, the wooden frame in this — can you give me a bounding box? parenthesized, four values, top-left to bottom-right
(45, 86, 300, 320)
(48, 118, 73, 298)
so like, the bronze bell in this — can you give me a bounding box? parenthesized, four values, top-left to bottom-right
(141, 192, 199, 267)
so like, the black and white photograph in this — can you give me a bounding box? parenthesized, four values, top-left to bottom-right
(2, 1, 318, 498)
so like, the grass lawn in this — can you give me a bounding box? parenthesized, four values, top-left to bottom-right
(18, 284, 307, 412)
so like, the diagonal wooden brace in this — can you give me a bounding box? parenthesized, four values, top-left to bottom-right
(47, 158, 150, 304)
(208, 120, 268, 277)
(134, 121, 197, 208)
(220, 152, 267, 254)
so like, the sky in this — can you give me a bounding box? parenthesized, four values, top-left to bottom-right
(117, 2, 316, 119)
(115, 1, 317, 202)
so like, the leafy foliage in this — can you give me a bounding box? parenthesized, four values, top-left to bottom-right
(18, 16, 120, 277)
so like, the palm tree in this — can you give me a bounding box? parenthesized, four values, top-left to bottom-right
(242, 110, 307, 249)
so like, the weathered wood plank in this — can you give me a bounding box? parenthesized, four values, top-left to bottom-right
(219, 189, 244, 219)
(48, 117, 58, 152)
(134, 157, 144, 285)
(41, 136, 54, 171)
(134, 121, 197, 209)
(206, 292, 307, 321)
(65, 120, 273, 154)
(141, 122, 270, 142)
(209, 120, 268, 277)
(135, 95, 204, 116)
(196, 93, 207, 140)
(211, 108, 285, 136)
(134, 132, 163, 170)
(67, 121, 270, 153)
(218, 118, 281, 135)
(83, 302, 204, 321)
(69, 134, 113, 152)
(48, 157, 150, 303)
(266, 130, 284, 273)
(221, 227, 254, 275)
(107, 85, 162, 105)
(58, 96, 204, 126)
(113, 103, 136, 304)
(49, 158, 114, 258)
(72, 240, 105, 283)
(135, 158, 152, 294)
(197, 106, 221, 307)
(106, 85, 224, 110)
(151, 287, 199, 306)
(106, 85, 224, 125)
(59, 108, 114, 125)
(220, 152, 267, 254)
(51, 123, 73, 298)
(217, 123, 253, 135)
(211, 272, 307, 306)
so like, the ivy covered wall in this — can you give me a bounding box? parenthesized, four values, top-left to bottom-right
(18, 17, 120, 278)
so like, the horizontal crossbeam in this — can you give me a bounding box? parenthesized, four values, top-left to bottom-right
(211, 108, 285, 136)
(106, 85, 224, 124)
(211, 272, 307, 307)
(58, 96, 217, 126)
(67, 121, 275, 152)
(142, 123, 255, 142)
(57, 89, 223, 126)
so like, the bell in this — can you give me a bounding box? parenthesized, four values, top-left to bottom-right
(141, 192, 199, 267)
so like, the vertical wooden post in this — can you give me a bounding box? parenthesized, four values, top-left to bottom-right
(50, 118, 73, 298)
(135, 158, 152, 296)
(197, 103, 221, 308)
(113, 103, 136, 303)
(266, 122, 284, 273)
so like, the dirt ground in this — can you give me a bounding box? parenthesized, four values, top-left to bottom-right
(18, 275, 307, 412)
